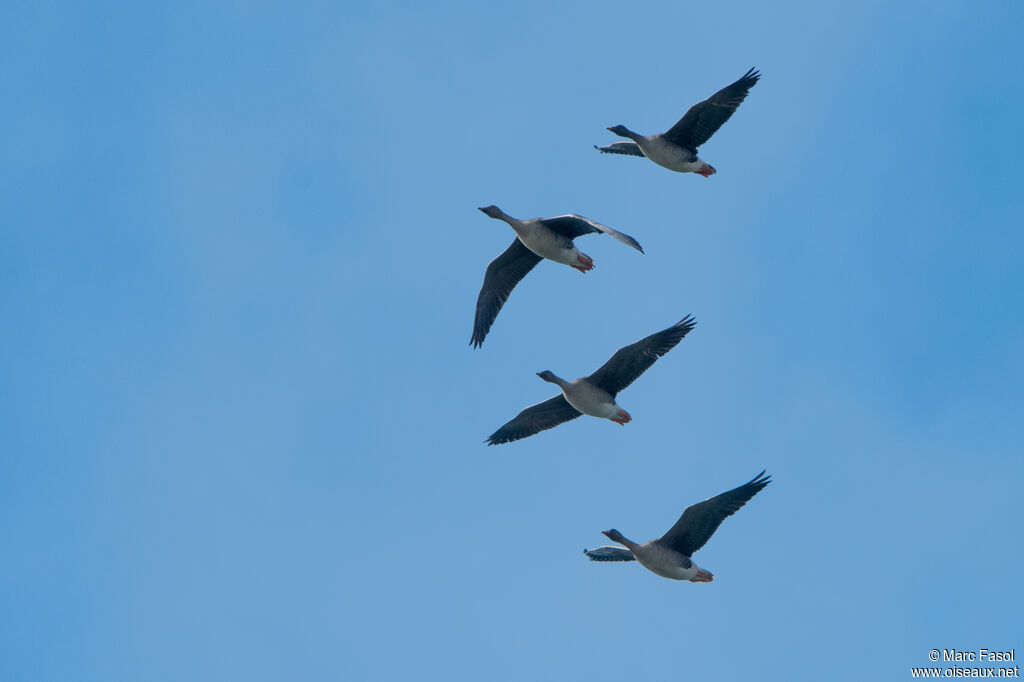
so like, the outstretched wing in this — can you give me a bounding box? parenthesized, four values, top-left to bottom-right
(471, 239, 543, 348)
(486, 395, 582, 445)
(583, 546, 636, 562)
(586, 316, 696, 397)
(664, 68, 760, 151)
(594, 141, 645, 157)
(540, 215, 644, 253)
(658, 471, 771, 557)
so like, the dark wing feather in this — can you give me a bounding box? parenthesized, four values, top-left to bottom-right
(594, 141, 645, 157)
(540, 215, 644, 253)
(663, 68, 760, 151)
(583, 546, 636, 562)
(658, 471, 771, 557)
(486, 395, 582, 445)
(471, 239, 543, 348)
(586, 316, 696, 397)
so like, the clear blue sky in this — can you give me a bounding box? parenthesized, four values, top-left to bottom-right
(2, 2, 1022, 680)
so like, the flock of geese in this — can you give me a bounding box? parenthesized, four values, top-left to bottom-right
(469, 68, 769, 582)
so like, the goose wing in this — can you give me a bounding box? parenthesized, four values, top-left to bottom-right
(664, 68, 760, 151)
(471, 239, 543, 348)
(593, 141, 645, 157)
(583, 546, 636, 562)
(540, 215, 644, 253)
(586, 316, 696, 397)
(486, 395, 582, 445)
(658, 471, 771, 557)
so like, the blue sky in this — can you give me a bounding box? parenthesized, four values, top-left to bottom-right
(2, 1, 1022, 680)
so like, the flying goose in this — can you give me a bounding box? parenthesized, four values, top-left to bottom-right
(595, 68, 760, 176)
(471, 206, 643, 348)
(584, 471, 771, 581)
(485, 316, 695, 445)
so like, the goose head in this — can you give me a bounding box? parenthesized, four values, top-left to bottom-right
(536, 370, 563, 384)
(478, 205, 505, 219)
(607, 125, 635, 139)
(602, 529, 628, 544)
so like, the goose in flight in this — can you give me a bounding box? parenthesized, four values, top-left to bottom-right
(584, 471, 771, 581)
(595, 68, 760, 176)
(485, 316, 695, 445)
(471, 206, 643, 348)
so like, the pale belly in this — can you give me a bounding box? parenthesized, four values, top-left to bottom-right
(634, 544, 699, 580)
(518, 228, 577, 266)
(562, 383, 620, 419)
(638, 137, 701, 173)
